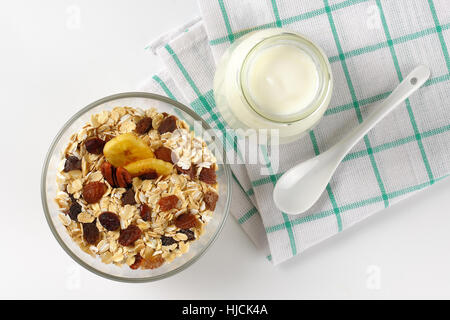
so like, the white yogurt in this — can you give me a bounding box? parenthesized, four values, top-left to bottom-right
(245, 44, 320, 120)
(214, 28, 333, 144)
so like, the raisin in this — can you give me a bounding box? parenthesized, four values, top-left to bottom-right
(82, 182, 106, 204)
(157, 115, 177, 134)
(68, 201, 82, 221)
(154, 146, 174, 163)
(118, 225, 142, 246)
(158, 195, 179, 211)
(141, 254, 164, 270)
(135, 117, 153, 135)
(98, 212, 120, 231)
(204, 190, 219, 211)
(140, 204, 151, 221)
(82, 221, 99, 245)
(85, 137, 105, 154)
(174, 213, 200, 229)
(100, 162, 115, 186)
(129, 254, 143, 270)
(121, 189, 136, 206)
(179, 229, 195, 241)
(140, 171, 158, 180)
(199, 167, 217, 185)
(161, 235, 177, 246)
(64, 156, 81, 172)
(175, 165, 196, 180)
(116, 167, 132, 188)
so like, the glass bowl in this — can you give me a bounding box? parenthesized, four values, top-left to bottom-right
(41, 92, 231, 282)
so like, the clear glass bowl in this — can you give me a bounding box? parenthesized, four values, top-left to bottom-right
(41, 92, 231, 282)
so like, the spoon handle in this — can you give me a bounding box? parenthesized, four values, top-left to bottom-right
(330, 65, 430, 159)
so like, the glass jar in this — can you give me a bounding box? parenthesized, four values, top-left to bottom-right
(214, 28, 333, 144)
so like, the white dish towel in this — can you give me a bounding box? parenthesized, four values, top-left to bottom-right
(141, 0, 450, 265)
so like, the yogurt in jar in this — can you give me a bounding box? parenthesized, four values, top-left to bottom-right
(214, 28, 333, 144)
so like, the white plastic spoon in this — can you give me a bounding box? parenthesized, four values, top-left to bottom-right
(273, 65, 430, 215)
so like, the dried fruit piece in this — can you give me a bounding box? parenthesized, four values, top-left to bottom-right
(100, 162, 115, 186)
(161, 235, 177, 246)
(141, 254, 164, 269)
(140, 204, 151, 221)
(115, 167, 132, 188)
(199, 167, 217, 185)
(82, 221, 99, 245)
(129, 254, 143, 270)
(98, 212, 120, 231)
(158, 195, 179, 211)
(154, 146, 174, 163)
(85, 137, 105, 154)
(121, 189, 136, 206)
(135, 117, 153, 134)
(175, 165, 195, 180)
(204, 190, 219, 211)
(82, 182, 106, 204)
(64, 156, 81, 172)
(157, 115, 177, 134)
(140, 171, 158, 180)
(118, 225, 142, 246)
(103, 133, 154, 168)
(124, 158, 173, 177)
(174, 213, 200, 229)
(179, 229, 195, 241)
(67, 201, 82, 221)
(100, 162, 131, 188)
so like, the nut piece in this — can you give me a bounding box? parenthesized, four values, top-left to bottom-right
(82, 181, 106, 204)
(116, 167, 132, 188)
(100, 162, 115, 186)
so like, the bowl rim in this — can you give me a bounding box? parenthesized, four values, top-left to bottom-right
(41, 91, 232, 283)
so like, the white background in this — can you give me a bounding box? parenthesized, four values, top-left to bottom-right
(1, 0, 450, 299)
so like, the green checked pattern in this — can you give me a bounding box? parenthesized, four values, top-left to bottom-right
(376, 0, 435, 185)
(152, 0, 450, 264)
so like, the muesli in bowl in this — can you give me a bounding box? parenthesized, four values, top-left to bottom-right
(54, 106, 219, 270)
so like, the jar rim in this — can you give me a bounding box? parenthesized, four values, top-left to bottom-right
(239, 31, 332, 124)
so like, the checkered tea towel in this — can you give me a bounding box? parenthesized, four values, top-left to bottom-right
(142, 0, 450, 265)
